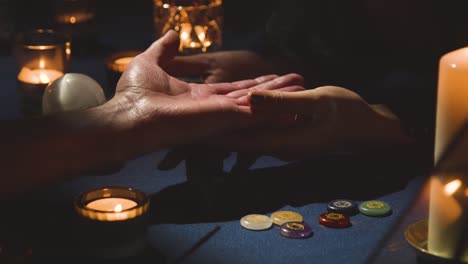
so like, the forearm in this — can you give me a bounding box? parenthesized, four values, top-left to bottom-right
(0, 98, 140, 199)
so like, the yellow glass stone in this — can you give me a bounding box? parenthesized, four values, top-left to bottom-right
(271, 211, 303, 225)
(240, 214, 273, 230)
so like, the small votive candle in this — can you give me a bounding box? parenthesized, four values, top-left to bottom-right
(74, 186, 150, 259)
(14, 29, 71, 117)
(104, 50, 142, 99)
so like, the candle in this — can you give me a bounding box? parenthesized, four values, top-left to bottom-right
(17, 67, 63, 84)
(110, 56, 135, 73)
(105, 51, 141, 98)
(86, 197, 138, 222)
(74, 187, 150, 258)
(55, 11, 94, 25)
(434, 47, 468, 161)
(153, 0, 222, 55)
(86, 197, 137, 212)
(76, 188, 148, 222)
(429, 47, 468, 261)
(15, 29, 70, 117)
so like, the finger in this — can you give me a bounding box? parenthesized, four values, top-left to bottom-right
(225, 73, 304, 98)
(157, 147, 191, 170)
(249, 89, 317, 115)
(235, 85, 304, 106)
(164, 53, 211, 77)
(142, 30, 180, 67)
(207, 75, 279, 95)
(230, 152, 261, 174)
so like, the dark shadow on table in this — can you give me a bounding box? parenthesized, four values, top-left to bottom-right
(150, 145, 432, 224)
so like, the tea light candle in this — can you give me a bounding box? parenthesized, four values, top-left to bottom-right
(429, 47, 468, 261)
(55, 11, 94, 25)
(105, 51, 141, 98)
(75, 186, 149, 222)
(85, 197, 138, 221)
(17, 66, 63, 85)
(74, 187, 150, 259)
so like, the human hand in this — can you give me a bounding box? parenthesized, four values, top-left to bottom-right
(163, 50, 276, 83)
(110, 30, 304, 153)
(209, 86, 412, 160)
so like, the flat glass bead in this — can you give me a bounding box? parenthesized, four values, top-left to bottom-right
(358, 200, 392, 216)
(271, 211, 303, 225)
(240, 214, 273, 230)
(280, 222, 313, 239)
(318, 212, 351, 228)
(327, 199, 358, 215)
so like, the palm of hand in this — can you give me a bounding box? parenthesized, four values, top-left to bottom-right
(111, 30, 305, 149)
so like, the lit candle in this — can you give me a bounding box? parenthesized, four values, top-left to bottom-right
(74, 187, 150, 258)
(429, 47, 468, 261)
(55, 11, 94, 25)
(111, 57, 135, 73)
(105, 51, 141, 98)
(87, 197, 137, 212)
(434, 47, 468, 162)
(17, 66, 63, 85)
(75, 187, 149, 222)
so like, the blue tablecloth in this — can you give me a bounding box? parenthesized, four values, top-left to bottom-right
(0, 50, 429, 263)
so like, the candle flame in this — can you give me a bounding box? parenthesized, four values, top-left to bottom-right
(39, 59, 45, 69)
(114, 204, 123, 212)
(39, 73, 50, 83)
(69, 16, 76, 24)
(444, 179, 462, 195)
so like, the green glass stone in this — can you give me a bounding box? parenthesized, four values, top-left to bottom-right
(358, 200, 391, 216)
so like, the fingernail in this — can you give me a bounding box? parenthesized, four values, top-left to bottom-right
(249, 94, 265, 106)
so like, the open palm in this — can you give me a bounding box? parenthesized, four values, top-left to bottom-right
(112, 30, 304, 150)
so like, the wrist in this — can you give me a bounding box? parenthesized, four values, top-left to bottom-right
(370, 104, 413, 145)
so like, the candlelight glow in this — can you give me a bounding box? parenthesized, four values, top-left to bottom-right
(180, 31, 189, 41)
(39, 59, 45, 69)
(69, 16, 76, 24)
(465, 188, 468, 197)
(114, 204, 123, 212)
(39, 73, 50, 83)
(194, 26, 205, 41)
(444, 179, 462, 196)
(114, 57, 134, 66)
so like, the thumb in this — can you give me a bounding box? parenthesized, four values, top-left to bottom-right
(249, 90, 317, 115)
(143, 30, 180, 67)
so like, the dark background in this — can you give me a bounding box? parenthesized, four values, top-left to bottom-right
(2, 0, 467, 57)
(0, 0, 272, 56)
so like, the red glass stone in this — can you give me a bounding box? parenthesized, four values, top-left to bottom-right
(318, 212, 351, 228)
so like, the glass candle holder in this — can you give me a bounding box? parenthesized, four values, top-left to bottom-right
(14, 29, 71, 117)
(74, 186, 150, 259)
(153, 0, 223, 55)
(104, 50, 142, 99)
(427, 121, 468, 262)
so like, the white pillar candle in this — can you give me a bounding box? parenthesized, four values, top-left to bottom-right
(429, 47, 468, 261)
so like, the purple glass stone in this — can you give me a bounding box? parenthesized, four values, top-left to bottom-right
(279, 222, 313, 239)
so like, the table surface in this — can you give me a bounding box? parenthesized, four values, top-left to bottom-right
(0, 32, 432, 264)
